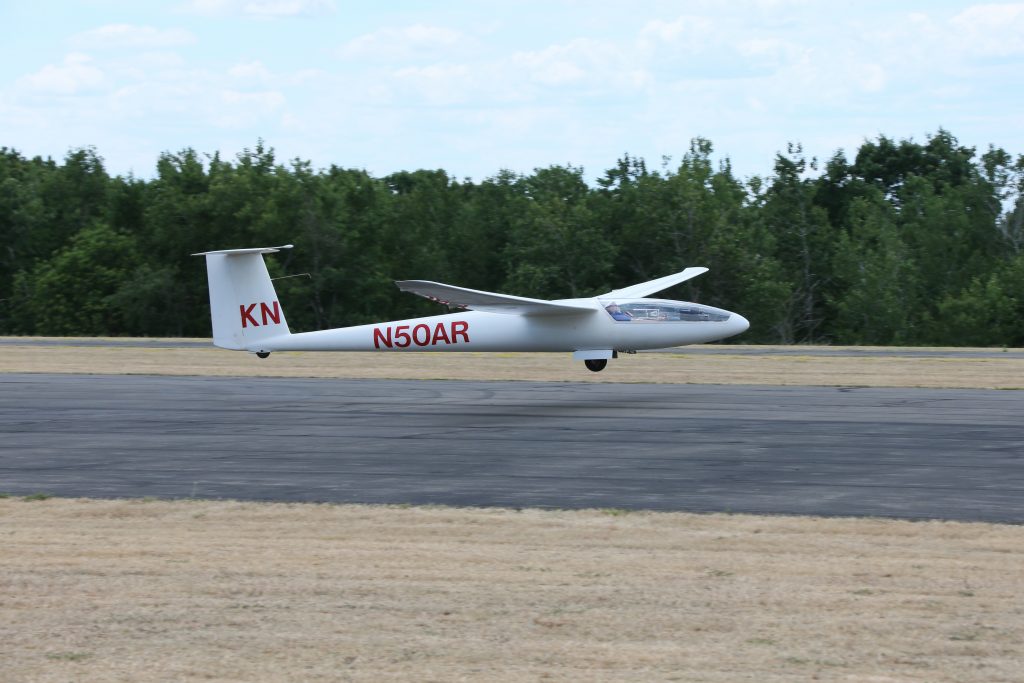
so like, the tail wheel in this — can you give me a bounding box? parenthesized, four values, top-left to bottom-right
(584, 359, 607, 372)
(256, 351, 270, 359)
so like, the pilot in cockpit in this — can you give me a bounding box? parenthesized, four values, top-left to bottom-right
(605, 303, 633, 321)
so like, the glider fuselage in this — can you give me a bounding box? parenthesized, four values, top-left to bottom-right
(247, 297, 747, 354)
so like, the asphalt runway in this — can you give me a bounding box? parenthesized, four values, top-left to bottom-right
(2, 373, 1023, 522)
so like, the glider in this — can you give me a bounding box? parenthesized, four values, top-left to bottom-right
(195, 245, 749, 372)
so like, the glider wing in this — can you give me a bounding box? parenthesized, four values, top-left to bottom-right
(396, 281, 596, 316)
(599, 267, 709, 299)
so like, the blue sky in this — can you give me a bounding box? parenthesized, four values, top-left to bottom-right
(2, 0, 1022, 181)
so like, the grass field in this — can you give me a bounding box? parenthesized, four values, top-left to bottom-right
(2, 339, 1023, 681)
(2, 498, 1023, 682)
(2, 337, 1024, 388)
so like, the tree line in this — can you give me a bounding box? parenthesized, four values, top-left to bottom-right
(2, 130, 1023, 345)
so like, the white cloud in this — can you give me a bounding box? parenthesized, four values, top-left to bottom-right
(134, 52, 188, 69)
(72, 24, 197, 49)
(7, 45, 299, 147)
(177, 0, 335, 18)
(228, 60, 273, 84)
(340, 25, 465, 61)
(636, 14, 796, 80)
(177, 0, 230, 14)
(509, 39, 618, 87)
(512, 48, 582, 87)
(220, 89, 285, 108)
(18, 53, 106, 95)
(746, 0, 813, 8)
(639, 15, 713, 47)
(392, 64, 473, 105)
(244, 0, 335, 17)
(950, 3, 1024, 57)
(376, 34, 642, 112)
(735, 38, 804, 68)
(4, 2, 1023, 183)
(855, 63, 887, 93)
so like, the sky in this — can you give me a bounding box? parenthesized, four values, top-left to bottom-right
(2, 0, 1023, 182)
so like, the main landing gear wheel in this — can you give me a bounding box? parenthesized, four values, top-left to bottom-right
(584, 358, 607, 372)
(256, 351, 270, 359)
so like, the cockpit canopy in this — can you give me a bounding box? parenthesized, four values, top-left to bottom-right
(600, 299, 731, 323)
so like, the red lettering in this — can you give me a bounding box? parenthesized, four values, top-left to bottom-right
(412, 324, 430, 346)
(431, 322, 450, 345)
(260, 301, 281, 326)
(394, 324, 411, 348)
(374, 321, 469, 350)
(373, 327, 392, 349)
(240, 303, 259, 328)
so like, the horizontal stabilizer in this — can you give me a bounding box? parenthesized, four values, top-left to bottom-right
(396, 281, 596, 316)
(600, 267, 708, 299)
(192, 244, 293, 257)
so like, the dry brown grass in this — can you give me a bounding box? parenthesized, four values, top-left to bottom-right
(3, 341, 1023, 681)
(2, 338, 1024, 388)
(0, 498, 1021, 682)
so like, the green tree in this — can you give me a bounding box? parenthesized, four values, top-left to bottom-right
(760, 144, 835, 342)
(0, 133, 1020, 345)
(504, 165, 614, 298)
(830, 191, 917, 344)
(271, 162, 392, 329)
(934, 259, 1024, 347)
(445, 169, 521, 291)
(13, 223, 138, 335)
(378, 169, 456, 318)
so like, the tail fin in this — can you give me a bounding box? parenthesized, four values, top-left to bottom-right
(193, 245, 293, 351)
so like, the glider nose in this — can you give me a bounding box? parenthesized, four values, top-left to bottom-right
(730, 312, 750, 336)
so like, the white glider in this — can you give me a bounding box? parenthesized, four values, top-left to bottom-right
(195, 244, 749, 372)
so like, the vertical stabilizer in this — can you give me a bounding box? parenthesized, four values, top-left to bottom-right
(193, 245, 292, 351)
